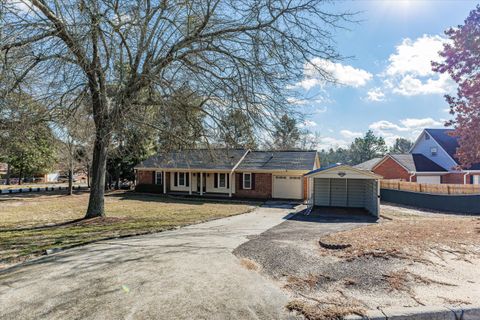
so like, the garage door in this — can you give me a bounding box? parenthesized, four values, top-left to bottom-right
(417, 176, 441, 184)
(313, 178, 378, 214)
(273, 175, 302, 199)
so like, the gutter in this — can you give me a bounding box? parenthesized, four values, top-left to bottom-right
(409, 172, 415, 182)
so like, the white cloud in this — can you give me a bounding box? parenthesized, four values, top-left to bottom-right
(317, 136, 349, 150)
(297, 58, 372, 90)
(399, 117, 441, 129)
(386, 34, 444, 77)
(365, 88, 386, 102)
(392, 73, 454, 96)
(369, 117, 443, 146)
(381, 34, 455, 97)
(340, 130, 362, 139)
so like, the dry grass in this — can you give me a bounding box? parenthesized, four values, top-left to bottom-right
(318, 214, 480, 263)
(239, 258, 259, 271)
(284, 274, 332, 291)
(383, 269, 456, 305)
(0, 191, 255, 268)
(286, 298, 365, 320)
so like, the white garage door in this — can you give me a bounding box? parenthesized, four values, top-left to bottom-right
(273, 175, 303, 199)
(416, 176, 441, 184)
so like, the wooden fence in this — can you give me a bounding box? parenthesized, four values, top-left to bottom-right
(380, 179, 480, 195)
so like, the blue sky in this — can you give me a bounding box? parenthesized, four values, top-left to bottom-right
(295, 0, 478, 150)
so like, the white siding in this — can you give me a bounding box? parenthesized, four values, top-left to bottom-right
(312, 178, 379, 217)
(347, 179, 365, 207)
(313, 178, 330, 206)
(411, 131, 456, 171)
(330, 179, 347, 206)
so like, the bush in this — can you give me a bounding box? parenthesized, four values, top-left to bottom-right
(134, 184, 164, 194)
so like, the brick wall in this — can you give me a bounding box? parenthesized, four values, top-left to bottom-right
(137, 170, 154, 184)
(373, 157, 415, 181)
(442, 173, 471, 184)
(234, 172, 272, 199)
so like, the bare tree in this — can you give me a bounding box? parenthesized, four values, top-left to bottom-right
(1, 0, 351, 218)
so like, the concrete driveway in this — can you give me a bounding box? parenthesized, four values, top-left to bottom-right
(0, 204, 299, 320)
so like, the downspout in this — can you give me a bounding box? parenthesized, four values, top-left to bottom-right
(409, 172, 415, 182)
(229, 149, 251, 197)
(464, 171, 470, 184)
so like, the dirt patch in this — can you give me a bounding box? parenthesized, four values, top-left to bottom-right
(286, 297, 365, 320)
(318, 217, 480, 263)
(235, 206, 480, 317)
(239, 258, 259, 271)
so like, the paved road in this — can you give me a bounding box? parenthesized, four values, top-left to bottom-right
(0, 204, 299, 320)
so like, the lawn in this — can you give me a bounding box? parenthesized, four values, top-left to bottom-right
(0, 191, 256, 269)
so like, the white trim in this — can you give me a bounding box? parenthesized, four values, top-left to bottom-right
(163, 171, 166, 194)
(410, 129, 459, 166)
(306, 164, 382, 179)
(243, 172, 252, 189)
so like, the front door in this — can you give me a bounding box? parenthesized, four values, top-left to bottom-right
(197, 173, 206, 192)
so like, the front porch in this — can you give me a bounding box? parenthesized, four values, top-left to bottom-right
(136, 169, 236, 197)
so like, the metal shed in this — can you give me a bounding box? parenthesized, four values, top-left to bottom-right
(305, 164, 382, 217)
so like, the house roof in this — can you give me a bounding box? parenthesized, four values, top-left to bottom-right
(137, 149, 247, 170)
(237, 151, 317, 171)
(386, 153, 447, 172)
(305, 163, 382, 179)
(136, 149, 317, 171)
(425, 129, 480, 170)
(354, 158, 382, 171)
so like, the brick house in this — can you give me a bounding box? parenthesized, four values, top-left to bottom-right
(355, 128, 480, 184)
(134, 149, 319, 200)
(356, 153, 447, 183)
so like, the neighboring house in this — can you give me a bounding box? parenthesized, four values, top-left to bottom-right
(134, 149, 319, 200)
(359, 154, 447, 184)
(355, 128, 480, 184)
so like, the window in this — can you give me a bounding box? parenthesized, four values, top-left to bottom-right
(430, 147, 437, 156)
(219, 173, 226, 188)
(243, 173, 252, 189)
(179, 172, 186, 186)
(155, 172, 163, 185)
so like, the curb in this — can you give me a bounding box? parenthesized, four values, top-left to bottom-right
(345, 306, 480, 320)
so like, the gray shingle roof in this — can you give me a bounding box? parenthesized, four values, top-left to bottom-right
(237, 151, 317, 171)
(137, 149, 246, 170)
(390, 154, 447, 172)
(136, 149, 317, 171)
(354, 158, 382, 171)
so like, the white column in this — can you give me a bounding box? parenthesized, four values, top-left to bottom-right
(200, 172, 203, 196)
(163, 171, 166, 194)
(189, 171, 192, 195)
(229, 172, 232, 197)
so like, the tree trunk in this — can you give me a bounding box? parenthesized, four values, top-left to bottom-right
(6, 164, 11, 185)
(86, 163, 90, 188)
(67, 168, 73, 196)
(85, 135, 108, 218)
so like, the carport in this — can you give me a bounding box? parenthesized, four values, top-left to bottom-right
(305, 164, 382, 217)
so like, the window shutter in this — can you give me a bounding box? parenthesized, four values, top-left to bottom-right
(251, 173, 255, 190)
(227, 174, 230, 189)
(471, 175, 474, 184)
(174, 172, 178, 186)
(152, 171, 156, 184)
(214, 173, 218, 188)
(237, 173, 242, 190)
(186, 173, 190, 187)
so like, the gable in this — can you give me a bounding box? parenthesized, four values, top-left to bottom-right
(410, 130, 457, 171)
